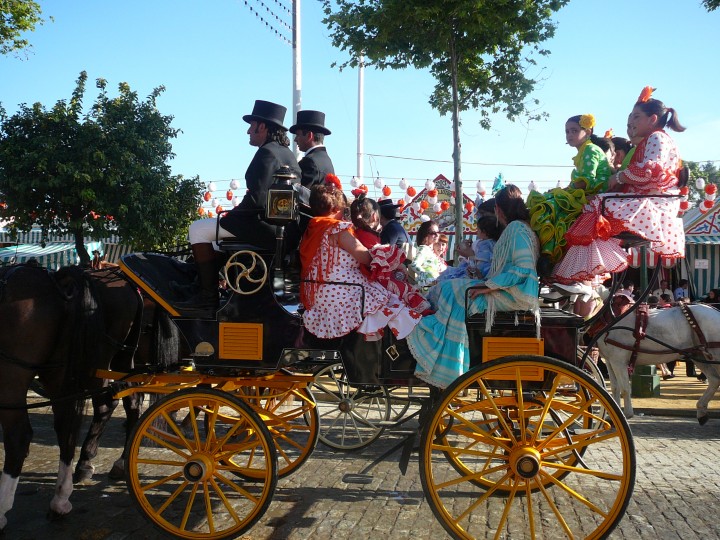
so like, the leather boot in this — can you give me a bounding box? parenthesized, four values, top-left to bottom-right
(174, 243, 219, 317)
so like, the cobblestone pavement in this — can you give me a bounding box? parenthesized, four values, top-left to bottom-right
(3, 401, 720, 539)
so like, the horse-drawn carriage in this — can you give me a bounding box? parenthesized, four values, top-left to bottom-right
(23, 172, 720, 538)
(68, 173, 636, 540)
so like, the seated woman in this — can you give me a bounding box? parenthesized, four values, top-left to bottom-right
(407, 185, 540, 389)
(406, 220, 447, 292)
(553, 87, 686, 283)
(299, 181, 421, 341)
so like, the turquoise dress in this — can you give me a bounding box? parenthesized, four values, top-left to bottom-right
(407, 220, 540, 388)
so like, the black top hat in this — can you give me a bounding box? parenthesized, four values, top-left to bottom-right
(378, 198, 401, 219)
(289, 110, 331, 135)
(243, 100, 288, 131)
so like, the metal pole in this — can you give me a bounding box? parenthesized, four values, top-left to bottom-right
(357, 54, 364, 182)
(292, 0, 302, 157)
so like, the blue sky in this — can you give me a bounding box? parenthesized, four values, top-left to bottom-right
(2, 0, 719, 211)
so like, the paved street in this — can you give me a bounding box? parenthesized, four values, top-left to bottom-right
(3, 401, 720, 539)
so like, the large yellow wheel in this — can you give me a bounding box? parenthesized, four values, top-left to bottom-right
(234, 384, 318, 478)
(420, 355, 635, 540)
(125, 388, 277, 540)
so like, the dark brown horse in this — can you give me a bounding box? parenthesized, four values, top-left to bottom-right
(0, 265, 143, 530)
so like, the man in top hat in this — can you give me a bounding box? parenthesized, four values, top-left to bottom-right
(379, 199, 410, 248)
(289, 110, 335, 188)
(177, 100, 300, 315)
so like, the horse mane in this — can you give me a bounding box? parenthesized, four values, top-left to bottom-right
(152, 306, 181, 368)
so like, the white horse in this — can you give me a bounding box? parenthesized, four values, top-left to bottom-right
(595, 303, 720, 424)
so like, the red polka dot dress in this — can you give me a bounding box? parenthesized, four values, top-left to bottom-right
(302, 221, 421, 340)
(554, 130, 684, 283)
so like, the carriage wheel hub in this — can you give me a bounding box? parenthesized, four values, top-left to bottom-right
(339, 399, 353, 413)
(510, 447, 542, 479)
(183, 454, 214, 482)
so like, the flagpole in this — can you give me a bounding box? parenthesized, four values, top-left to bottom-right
(357, 54, 364, 182)
(292, 0, 302, 157)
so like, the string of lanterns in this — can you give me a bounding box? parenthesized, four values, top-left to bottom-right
(679, 178, 717, 215)
(198, 180, 243, 218)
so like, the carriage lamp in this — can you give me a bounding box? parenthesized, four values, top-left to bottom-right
(265, 165, 298, 226)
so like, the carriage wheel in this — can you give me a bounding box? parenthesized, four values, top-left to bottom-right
(233, 384, 318, 478)
(420, 355, 635, 540)
(309, 362, 390, 451)
(126, 388, 277, 540)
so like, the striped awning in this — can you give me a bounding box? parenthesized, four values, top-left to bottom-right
(0, 241, 103, 270)
(685, 235, 720, 244)
(627, 247, 677, 269)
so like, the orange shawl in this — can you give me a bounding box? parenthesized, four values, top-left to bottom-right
(300, 217, 355, 309)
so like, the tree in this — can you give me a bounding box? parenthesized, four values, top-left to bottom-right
(0, 71, 203, 264)
(1, 0, 45, 56)
(322, 0, 568, 247)
(686, 160, 720, 205)
(704, 0, 719, 11)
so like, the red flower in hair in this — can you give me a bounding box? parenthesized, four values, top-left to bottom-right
(637, 86, 655, 103)
(325, 173, 342, 190)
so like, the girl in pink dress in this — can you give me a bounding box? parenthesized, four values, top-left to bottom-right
(300, 182, 421, 340)
(553, 87, 686, 283)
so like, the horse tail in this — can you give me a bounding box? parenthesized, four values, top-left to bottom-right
(54, 266, 107, 415)
(152, 305, 181, 369)
(109, 286, 144, 371)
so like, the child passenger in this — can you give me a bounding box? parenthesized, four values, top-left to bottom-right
(350, 194, 431, 314)
(437, 215, 503, 282)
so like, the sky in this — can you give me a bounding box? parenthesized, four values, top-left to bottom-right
(2, 0, 720, 212)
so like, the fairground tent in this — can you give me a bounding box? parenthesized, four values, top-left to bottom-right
(0, 241, 104, 269)
(683, 201, 720, 297)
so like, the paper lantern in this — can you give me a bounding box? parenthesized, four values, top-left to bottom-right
(703, 199, 714, 209)
(427, 189, 438, 198)
(705, 184, 717, 195)
(232, 196, 240, 207)
(528, 181, 537, 192)
(433, 202, 442, 213)
(449, 196, 455, 204)
(427, 195, 438, 205)
(679, 186, 689, 196)
(207, 211, 214, 218)
(679, 200, 690, 211)
(420, 214, 430, 222)
(464, 201, 474, 212)
(697, 177, 706, 190)
(198, 207, 205, 216)
(203, 191, 212, 202)
(476, 181, 486, 196)
(440, 201, 450, 211)
(407, 186, 417, 197)
(420, 200, 429, 210)
(425, 180, 436, 190)
(399, 178, 408, 190)
(350, 176, 360, 188)
(373, 177, 384, 189)
(412, 202, 421, 212)
(226, 190, 233, 201)
(211, 198, 220, 207)
(208, 181, 217, 192)
(382, 185, 392, 196)
(230, 179, 239, 190)
(397, 198, 405, 207)
(215, 204, 223, 214)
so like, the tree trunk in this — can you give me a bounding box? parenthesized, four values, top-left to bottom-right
(74, 228, 90, 267)
(449, 34, 463, 261)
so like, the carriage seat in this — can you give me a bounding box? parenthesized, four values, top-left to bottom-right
(216, 239, 275, 254)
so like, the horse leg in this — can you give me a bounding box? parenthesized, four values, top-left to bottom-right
(48, 398, 84, 521)
(108, 391, 143, 480)
(696, 366, 720, 426)
(0, 411, 33, 530)
(74, 389, 119, 483)
(608, 358, 634, 418)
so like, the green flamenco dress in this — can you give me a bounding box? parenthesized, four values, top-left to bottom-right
(527, 140, 612, 263)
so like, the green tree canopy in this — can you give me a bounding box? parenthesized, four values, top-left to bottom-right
(687, 160, 720, 204)
(0, 71, 203, 264)
(1, 0, 45, 56)
(322, 0, 568, 247)
(704, 0, 719, 11)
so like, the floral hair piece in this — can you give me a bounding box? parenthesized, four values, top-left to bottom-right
(604, 129, 614, 138)
(637, 86, 655, 103)
(325, 173, 342, 190)
(579, 114, 595, 130)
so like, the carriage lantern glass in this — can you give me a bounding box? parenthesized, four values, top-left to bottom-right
(265, 165, 298, 226)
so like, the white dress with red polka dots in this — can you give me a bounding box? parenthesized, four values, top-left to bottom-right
(554, 130, 684, 283)
(302, 221, 421, 340)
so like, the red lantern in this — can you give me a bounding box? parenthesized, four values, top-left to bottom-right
(703, 199, 714, 209)
(215, 204, 223, 214)
(427, 189, 438, 198)
(226, 190, 233, 201)
(440, 201, 451, 211)
(464, 201, 474, 212)
(207, 211, 214, 218)
(198, 207, 205, 216)
(203, 191, 212, 202)
(407, 186, 417, 197)
(397, 199, 405, 208)
(679, 200, 690, 211)
(705, 184, 717, 195)
(382, 185, 392, 197)
(679, 186, 689, 196)
(420, 200, 429, 210)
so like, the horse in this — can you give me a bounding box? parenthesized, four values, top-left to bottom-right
(0, 264, 143, 530)
(73, 291, 181, 483)
(594, 301, 720, 424)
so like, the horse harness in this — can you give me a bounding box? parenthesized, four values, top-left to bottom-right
(603, 302, 720, 374)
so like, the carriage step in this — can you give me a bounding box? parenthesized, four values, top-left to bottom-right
(342, 473, 374, 484)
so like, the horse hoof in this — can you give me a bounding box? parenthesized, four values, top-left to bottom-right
(46, 509, 67, 522)
(108, 464, 125, 481)
(699, 415, 709, 426)
(73, 464, 94, 483)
